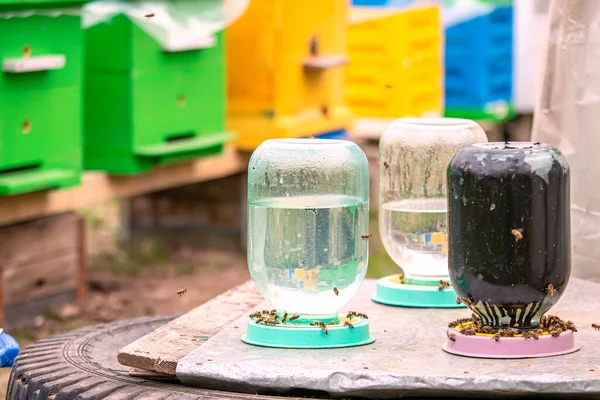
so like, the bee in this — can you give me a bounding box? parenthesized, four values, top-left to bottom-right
(545, 283, 556, 297)
(448, 320, 459, 328)
(383, 161, 390, 170)
(438, 280, 450, 291)
(447, 329, 456, 342)
(249, 311, 261, 319)
(346, 311, 368, 319)
(551, 328, 563, 337)
(456, 297, 462, 305)
(269, 309, 277, 316)
(306, 208, 317, 215)
(398, 275, 405, 284)
(593, 323, 600, 331)
(523, 330, 539, 340)
(145, 12, 155, 18)
(459, 297, 473, 306)
(177, 288, 187, 297)
(454, 318, 472, 326)
(480, 326, 495, 334)
(511, 228, 524, 242)
(282, 312, 288, 324)
(333, 287, 339, 296)
(311, 321, 328, 334)
(504, 328, 519, 337)
(258, 318, 278, 326)
(289, 314, 300, 321)
(361, 233, 372, 240)
(460, 326, 476, 336)
(344, 321, 354, 329)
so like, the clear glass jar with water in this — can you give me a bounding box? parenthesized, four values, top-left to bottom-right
(379, 118, 487, 282)
(247, 139, 370, 320)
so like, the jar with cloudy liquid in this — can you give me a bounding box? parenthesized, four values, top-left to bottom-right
(379, 118, 488, 281)
(248, 139, 370, 320)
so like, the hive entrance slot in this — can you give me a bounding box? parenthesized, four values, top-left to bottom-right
(165, 132, 195, 143)
(0, 163, 41, 176)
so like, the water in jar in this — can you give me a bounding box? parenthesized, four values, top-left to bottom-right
(248, 194, 368, 319)
(380, 197, 448, 280)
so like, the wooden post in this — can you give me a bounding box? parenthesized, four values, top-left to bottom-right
(77, 215, 87, 303)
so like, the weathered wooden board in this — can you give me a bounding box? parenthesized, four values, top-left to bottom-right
(1, 212, 79, 271)
(4, 253, 78, 306)
(0, 213, 85, 327)
(117, 280, 263, 376)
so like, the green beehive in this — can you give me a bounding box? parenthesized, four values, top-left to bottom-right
(84, 7, 231, 176)
(0, 2, 83, 195)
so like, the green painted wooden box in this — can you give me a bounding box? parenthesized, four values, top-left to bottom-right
(0, 4, 83, 195)
(84, 13, 231, 176)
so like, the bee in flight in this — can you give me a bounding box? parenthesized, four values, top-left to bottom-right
(511, 228, 524, 242)
(177, 288, 187, 297)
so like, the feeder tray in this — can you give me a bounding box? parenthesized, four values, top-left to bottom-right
(241, 314, 374, 349)
(372, 275, 466, 308)
(443, 322, 580, 359)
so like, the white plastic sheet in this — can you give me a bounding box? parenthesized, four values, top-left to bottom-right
(532, 0, 600, 280)
(82, 0, 249, 51)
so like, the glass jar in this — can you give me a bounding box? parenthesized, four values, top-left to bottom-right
(448, 142, 570, 329)
(247, 138, 370, 320)
(379, 118, 487, 281)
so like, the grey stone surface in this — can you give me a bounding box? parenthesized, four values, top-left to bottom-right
(177, 278, 600, 398)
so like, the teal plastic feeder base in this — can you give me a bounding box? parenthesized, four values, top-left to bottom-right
(241, 314, 375, 349)
(371, 275, 466, 308)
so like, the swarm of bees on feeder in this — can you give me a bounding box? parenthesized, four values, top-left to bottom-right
(447, 313, 577, 341)
(248, 309, 368, 334)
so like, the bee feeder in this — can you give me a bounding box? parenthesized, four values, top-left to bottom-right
(241, 138, 374, 349)
(372, 118, 488, 308)
(443, 324, 580, 359)
(241, 314, 373, 349)
(443, 142, 579, 358)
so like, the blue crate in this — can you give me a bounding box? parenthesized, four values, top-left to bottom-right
(445, 50, 512, 104)
(445, 6, 513, 58)
(444, 5, 513, 109)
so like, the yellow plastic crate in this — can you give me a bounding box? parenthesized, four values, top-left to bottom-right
(345, 5, 443, 119)
(227, 0, 353, 150)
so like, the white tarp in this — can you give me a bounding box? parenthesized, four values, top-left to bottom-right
(82, 0, 248, 51)
(532, 0, 600, 281)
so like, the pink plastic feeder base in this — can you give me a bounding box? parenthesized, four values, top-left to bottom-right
(442, 327, 580, 359)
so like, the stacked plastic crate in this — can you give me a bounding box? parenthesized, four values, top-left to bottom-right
(351, 0, 514, 122)
(444, 1, 514, 121)
(345, 4, 442, 120)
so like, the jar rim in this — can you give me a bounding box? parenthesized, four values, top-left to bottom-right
(270, 138, 344, 145)
(390, 118, 478, 129)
